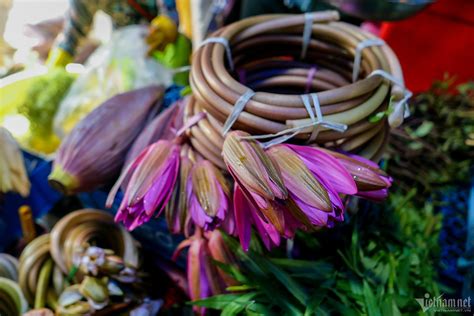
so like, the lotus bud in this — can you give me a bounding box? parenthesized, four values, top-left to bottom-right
(58, 285, 83, 307)
(107, 140, 180, 231)
(223, 131, 287, 232)
(188, 160, 230, 231)
(267, 145, 331, 213)
(233, 185, 281, 251)
(173, 229, 225, 314)
(56, 301, 91, 315)
(206, 230, 238, 287)
(49, 86, 164, 194)
(124, 99, 185, 172)
(101, 256, 125, 275)
(79, 276, 109, 310)
(321, 149, 392, 201)
(166, 145, 193, 235)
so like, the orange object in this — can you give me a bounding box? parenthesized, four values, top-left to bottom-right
(19, 205, 36, 243)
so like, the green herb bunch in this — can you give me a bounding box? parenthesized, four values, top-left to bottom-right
(387, 78, 473, 195)
(192, 189, 443, 316)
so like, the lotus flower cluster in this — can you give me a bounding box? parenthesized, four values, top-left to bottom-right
(222, 131, 392, 250)
(49, 86, 164, 194)
(107, 125, 391, 250)
(106, 106, 231, 233)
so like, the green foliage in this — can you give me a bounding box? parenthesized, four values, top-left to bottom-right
(191, 190, 444, 315)
(387, 78, 473, 195)
(189, 79, 472, 315)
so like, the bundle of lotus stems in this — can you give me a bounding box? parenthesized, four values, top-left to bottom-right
(188, 11, 409, 166)
(14, 209, 142, 315)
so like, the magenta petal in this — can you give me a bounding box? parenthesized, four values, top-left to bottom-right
(198, 245, 211, 299)
(233, 185, 252, 251)
(216, 185, 228, 221)
(221, 204, 236, 236)
(288, 144, 357, 195)
(250, 208, 280, 250)
(189, 191, 211, 228)
(143, 157, 179, 216)
(357, 189, 388, 201)
(291, 193, 331, 226)
(106, 145, 151, 208)
(347, 152, 380, 169)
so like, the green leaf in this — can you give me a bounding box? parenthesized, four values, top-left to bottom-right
(227, 285, 254, 292)
(304, 289, 327, 316)
(191, 294, 245, 309)
(457, 81, 474, 94)
(396, 256, 410, 296)
(413, 121, 434, 138)
(245, 302, 274, 316)
(221, 293, 257, 316)
(363, 280, 381, 316)
(270, 259, 333, 280)
(381, 295, 402, 316)
(256, 257, 308, 306)
(369, 111, 387, 123)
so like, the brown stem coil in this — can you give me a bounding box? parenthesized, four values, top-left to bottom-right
(187, 11, 405, 164)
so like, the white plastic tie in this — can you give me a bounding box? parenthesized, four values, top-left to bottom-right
(200, 37, 234, 71)
(221, 89, 255, 135)
(240, 93, 347, 148)
(300, 13, 314, 59)
(352, 38, 385, 82)
(369, 69, 413, 124)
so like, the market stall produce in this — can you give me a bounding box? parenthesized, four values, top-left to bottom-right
(0, 1, 471, 315)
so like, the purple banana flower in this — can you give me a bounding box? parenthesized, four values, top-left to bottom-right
(106, 140, 180, 230)
(49, 86, 164, 194)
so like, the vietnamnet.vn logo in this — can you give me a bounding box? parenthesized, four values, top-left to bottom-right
(416, 293, 471, 313)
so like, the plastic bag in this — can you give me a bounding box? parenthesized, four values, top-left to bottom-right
(54, 25, 172, 137)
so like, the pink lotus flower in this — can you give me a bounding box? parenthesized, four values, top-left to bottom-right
(323, 149, 392, 201)
(106, 140, 180, 230)
(222, 131, 287, 233)
(268, 144, 357, 228)
(173, 229, 225, 314)
(165, 146, 193, 236)
(222, 131, 393, 250)
(187, 160, 230, 231)
(233, 185, 281, 251)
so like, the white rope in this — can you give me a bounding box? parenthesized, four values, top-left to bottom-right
(200, 37, 234, 71)
(221, 89, 256, 135)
